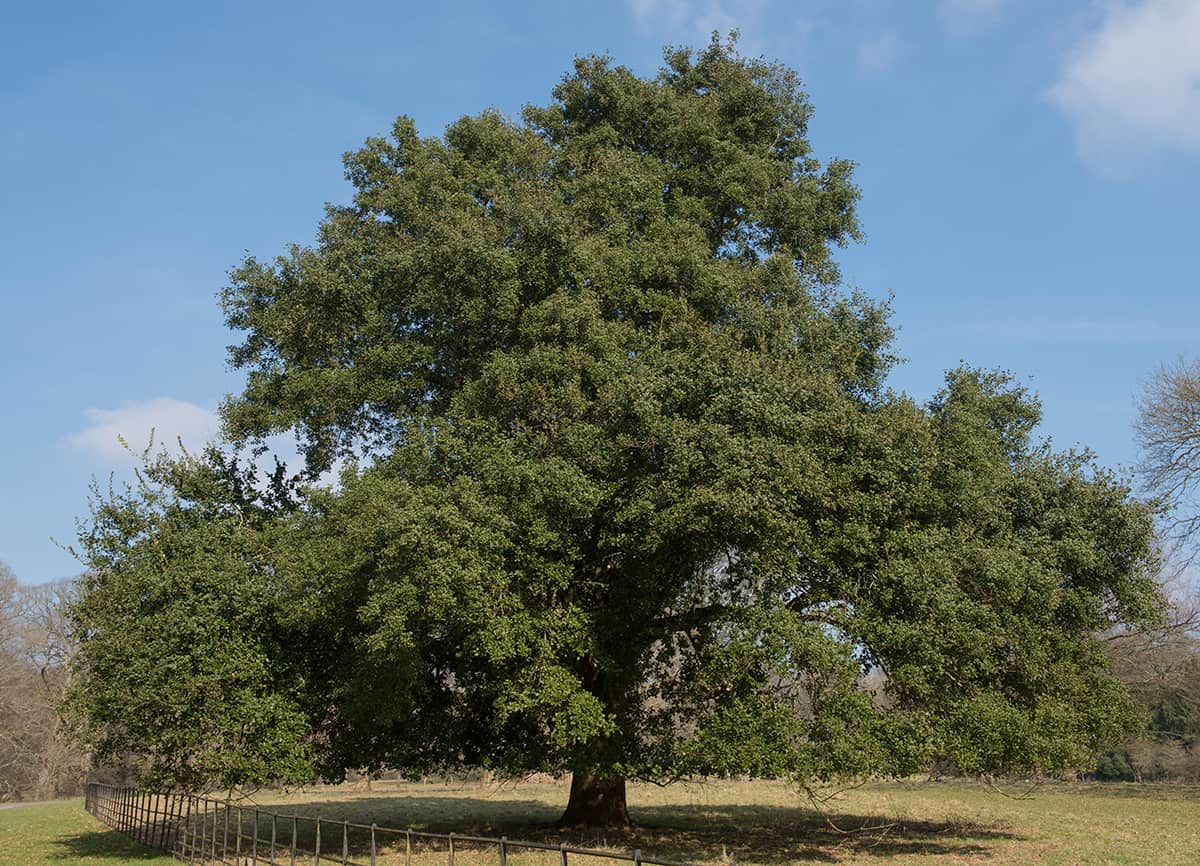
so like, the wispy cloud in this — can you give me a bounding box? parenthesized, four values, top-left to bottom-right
(627, 0, 773, 51)
(939, 0, 1007, 34)
(66, 398, 351, 495)
(857, 31, 904, 77)
(67, 398, 220, 463)
(1047, 0, 1200, 173)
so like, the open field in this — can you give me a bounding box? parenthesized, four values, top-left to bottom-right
(3, 779, 1198, 865)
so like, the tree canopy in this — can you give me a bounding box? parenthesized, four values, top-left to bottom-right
(69, 38, 1164, 825)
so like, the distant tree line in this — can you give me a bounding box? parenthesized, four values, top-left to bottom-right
(1088, 355, 1200, 783)
(1096, 607, 1200, 782)
(0, 563, 89, 801)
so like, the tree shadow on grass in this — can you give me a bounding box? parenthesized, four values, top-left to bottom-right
(628, 804, 1018, 864)
(256, 795, 1021, 864)
(51, 827, 166, 862)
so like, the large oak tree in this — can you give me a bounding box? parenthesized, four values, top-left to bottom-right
(70, 39, 1163, 826)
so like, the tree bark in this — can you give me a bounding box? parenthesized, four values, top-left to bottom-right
(558, 772, 631, 827)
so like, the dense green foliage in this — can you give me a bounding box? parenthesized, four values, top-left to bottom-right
(70, 39, 1163, 810)
(69, 459, 312, 790)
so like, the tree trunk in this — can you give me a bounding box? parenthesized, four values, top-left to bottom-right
(559, 772, 631, 827)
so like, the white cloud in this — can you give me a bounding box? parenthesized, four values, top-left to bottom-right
(67, 398, 220, 463)
(940, 0, 1007, 33)
(1047, 0, 1200, 170)
(857, 31, 904, 76)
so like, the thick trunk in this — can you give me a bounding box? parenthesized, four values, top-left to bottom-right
(559, 772, 631, 827)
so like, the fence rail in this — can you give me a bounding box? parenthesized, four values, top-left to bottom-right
(84, 783, 708, 866)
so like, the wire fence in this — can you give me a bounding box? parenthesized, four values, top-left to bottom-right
(85, 783, 711, 866)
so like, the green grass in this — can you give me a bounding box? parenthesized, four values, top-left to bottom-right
(0, 799, 174, 866)
(2, 779, 1197, 865)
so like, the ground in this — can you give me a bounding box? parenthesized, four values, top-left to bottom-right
(0, 779, 1196, 865)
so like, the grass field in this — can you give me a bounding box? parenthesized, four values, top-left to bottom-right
(0, 798, 175, 866)
(2, 779, 1197, 865)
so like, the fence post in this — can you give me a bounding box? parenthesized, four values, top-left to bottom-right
(199, 800, 208, 866)
(180, 794, 193, 862)
(158, 792, 172, 853)
(271, 812, 278, 866)
(236, 805, 243, 863)
(559, 841, 568, 866)
(159, 792, 167, 851)
(634, 849, 642, 866)
(315, 816, 322, 866)
(254, 808, 261, 865)
(370, 823, 377, 866)
(290, 814, 298, 866)
(449, 831, 455, 866)
(186, 794, 196, 863)
(406, 829, 412, 866)
(499, 836, 507, 866)
(342, 819, 349, 865)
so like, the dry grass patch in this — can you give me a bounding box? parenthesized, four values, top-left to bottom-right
(235, 778, 1199, 865)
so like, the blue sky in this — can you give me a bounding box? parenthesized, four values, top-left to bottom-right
(2, 0, 1198, 584)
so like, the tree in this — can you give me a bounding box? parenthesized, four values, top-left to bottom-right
(71, 38, 1164, 825)
(0, 563, 89, 801)
(1136, 356, 1200, 558)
